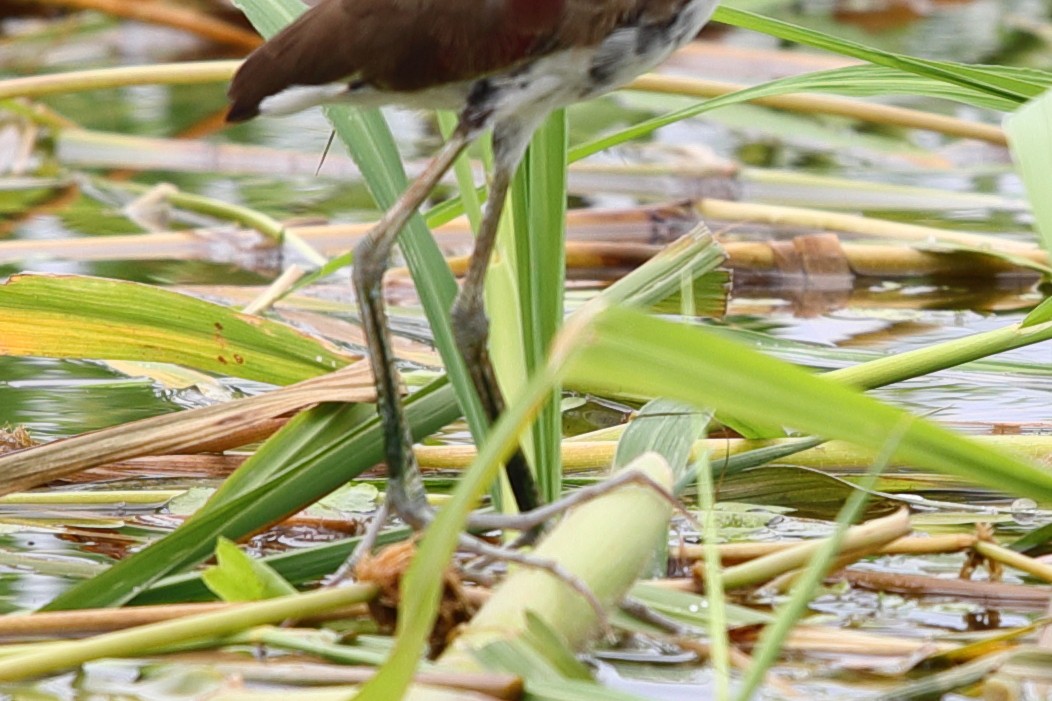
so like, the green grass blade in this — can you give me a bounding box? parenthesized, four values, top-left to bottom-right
(564, 306, 1052, 503)
(614, 398, 709, 578)
(0, 274, 353, 384)
(573, 14, 1050, 164)
(133, 526, 412, 604)
(614, 398, 709, 485)
(734, 461, 888, 701)
(1006, 88, 1052, 252)
(713, 7, 1043, 102)
(43, 381, 460, 610)
(515, 112, 568, 502)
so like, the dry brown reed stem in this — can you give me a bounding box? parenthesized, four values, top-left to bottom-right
(630, 74, 1008, 145)
(678, 533, 979, 565)
(0, 203, 674, 259)
(840, 570, 1051, 607)
(0, 226, 268, 263)
(60, 453, 249, 482)
(0, 364, 373, 496)
(722, 240, 1048, 278)
(670, 607, 955, 656)
(561, 234, 1046, 279)
(30, 0, 263, 50)
(696, 199, 1037, 252)
(55, 431, 1052, 485)
(5, 221, 1045, 279)
(781, 626, 954, 656)
(660, 568, 1050, 608)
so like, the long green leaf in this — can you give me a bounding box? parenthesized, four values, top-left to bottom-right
(713, 7, 1044, 102)
(564, 306, 1052, 502)
(1006, 88, 1052, 252)
(44, 381, 460, 610)
(133, 526, 411, 604)
(505, 112, 568, 503)
(572, 12, 1050, 164)
(0, 274, 353, 384)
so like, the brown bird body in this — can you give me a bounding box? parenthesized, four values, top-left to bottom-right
(229, 0, 710, 121)
(228, 0, 720, 528)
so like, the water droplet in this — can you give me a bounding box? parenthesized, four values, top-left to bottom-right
(1012, 498, 1037, 525)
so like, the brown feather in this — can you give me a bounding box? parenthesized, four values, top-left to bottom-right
(228, 0, 690, 122)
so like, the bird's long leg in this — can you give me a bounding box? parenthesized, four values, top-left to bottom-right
(450, 117, 542, 518)
(353, 126, 475, 529)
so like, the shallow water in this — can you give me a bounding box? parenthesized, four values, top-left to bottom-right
(1, 1, 1051, 698)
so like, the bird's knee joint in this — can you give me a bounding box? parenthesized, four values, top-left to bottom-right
(451, 300, 489, 351)
(353, 240, 388, 291)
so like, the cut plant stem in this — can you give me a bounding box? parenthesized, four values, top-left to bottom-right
(700, 508, 911, 591)
(973, 540, 1052, 584)
(438, 452, 676, 670)
(839, 570, 1050, 606)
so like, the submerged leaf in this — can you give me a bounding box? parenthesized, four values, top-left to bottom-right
(202, 537, 296, 602)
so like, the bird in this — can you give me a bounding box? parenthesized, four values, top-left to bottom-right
(227, 0, 720, 529)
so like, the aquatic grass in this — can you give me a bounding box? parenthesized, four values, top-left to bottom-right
(502, 112, 568, 504)
(629, 73, 1008, 143)
(562, 307, 1052, 502)
(44, 382, 459, 610)
(696, 448, 731, 700)
(0, 274, 355, 385)
(387, 301, 1052, 699)
(5, 4, 1052, 697)
(1007, 89, 1052, 252)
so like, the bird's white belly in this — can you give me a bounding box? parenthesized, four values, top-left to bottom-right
(487, 0, 721, 120)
